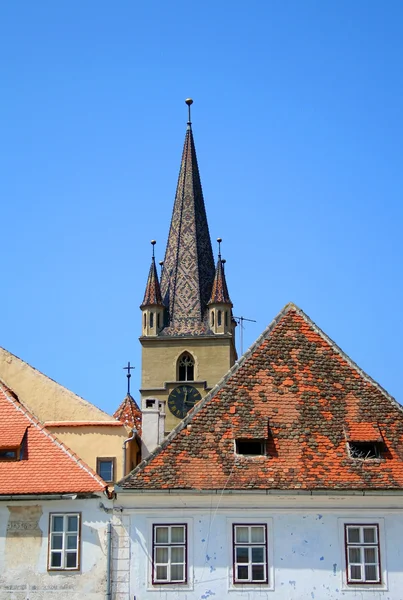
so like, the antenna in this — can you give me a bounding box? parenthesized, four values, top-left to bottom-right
(233, 316, 257, 355)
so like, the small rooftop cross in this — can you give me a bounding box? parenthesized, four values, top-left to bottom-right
(123, 361, 135, 395)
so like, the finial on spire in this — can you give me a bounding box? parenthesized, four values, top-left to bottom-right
(151, 239, 156, 258)
(159, 260, 164, 273)
(185, 98, 193, 127)
(123, 361, 135, 396)
(217, 237, 222, 259)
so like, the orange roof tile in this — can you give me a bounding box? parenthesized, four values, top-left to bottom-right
(0, 382, 106, 495)
(0, 425, 27, 449)
(120, 304, 403, 492)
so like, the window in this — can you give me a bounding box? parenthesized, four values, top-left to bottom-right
(0, 448, 18, 460)
(218, 310, 222, 326)
(150, 312, 154, 328)
(236, 439, 265, 456)
(233, 524, 268, 584)
(211, 311, 214, 326)
(349, 442, 382, 459)
(345, 524, 381, 584)
(157, 313, 160, 329)
(144, 313, 146, 328)
(48, 513, 80, 571)
(225, 311, 228, 326)
(96, 457, 115, 482)
(178, 353, 194, 381)
(152, 524, 187, 584)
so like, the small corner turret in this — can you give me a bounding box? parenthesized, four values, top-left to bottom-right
(208, 238, 235, 336)
(140, 240, 165, 337)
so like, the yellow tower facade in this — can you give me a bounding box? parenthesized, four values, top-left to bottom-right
(140, 101, 237, 433)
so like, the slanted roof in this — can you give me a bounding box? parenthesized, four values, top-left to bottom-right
(160, 122, 215, 336)
(0, 382, 106, 495)
(114, 394, 142, 436)
(0, 346, 114, 423)
(208, 258, 232, 306)
(119, 303, 403, 491)
(141, 256, 163, 308)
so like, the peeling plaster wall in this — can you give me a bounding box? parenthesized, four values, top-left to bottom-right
(123, 493, 403, 600)
(0, 498, 112, 600)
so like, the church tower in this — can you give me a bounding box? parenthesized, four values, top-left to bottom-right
(140, 99, 237, 433)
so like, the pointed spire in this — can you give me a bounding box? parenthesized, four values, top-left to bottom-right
(160, 99, 215, 335)
(141, 241, 164, 308)
(208, 238, 232, 306)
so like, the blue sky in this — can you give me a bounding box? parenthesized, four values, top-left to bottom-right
(1, 1, 402, 413)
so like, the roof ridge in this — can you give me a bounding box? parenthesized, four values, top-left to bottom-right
(0, 381, 107, 491)
(118, 302, 402, 485)
(0, 346, 113, 420)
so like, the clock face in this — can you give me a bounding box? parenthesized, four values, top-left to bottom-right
(168, 385, 202, 419)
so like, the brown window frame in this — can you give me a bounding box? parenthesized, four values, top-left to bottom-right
(96, 457, 116, 483)
(48, 512, 81, 572)
(344, 523, 381, 585)
(152, 523, 188, 585)
(232, 523, 268, 585)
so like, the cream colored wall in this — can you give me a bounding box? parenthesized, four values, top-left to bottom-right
(0, 347, 112, 422)
(46, 425, 131, 482)
(141, 336, 236, 431)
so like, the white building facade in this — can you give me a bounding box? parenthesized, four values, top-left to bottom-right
(113, 491, 403, 600)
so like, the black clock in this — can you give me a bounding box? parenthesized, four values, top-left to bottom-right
(168, 385, 202, 419)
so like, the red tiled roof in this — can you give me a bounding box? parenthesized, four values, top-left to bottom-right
(0, 425, 27, 449)
(0, 382, 106, 495)
(121, 304, 403, 491)
(345, 423, 383, 442)
(114, 394, 142, 436)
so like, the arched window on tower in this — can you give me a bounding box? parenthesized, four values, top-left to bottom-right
(178, 352, 194, 382)
(150, 312, 154, 328)
(218, 310, 222, 326)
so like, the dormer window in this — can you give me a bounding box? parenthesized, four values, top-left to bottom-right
(349, 442, 382, 460)
(178, 352, 194, 381)
(0, 448, 18, 460)
(236, 439, 266, 456)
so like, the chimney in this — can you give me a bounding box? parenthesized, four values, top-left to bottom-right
(141, 397, 166, 458)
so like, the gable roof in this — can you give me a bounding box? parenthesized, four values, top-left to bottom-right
(0, 382, 106, 496)
(0, 346, 113, 423)
(119, 303, 403, 492)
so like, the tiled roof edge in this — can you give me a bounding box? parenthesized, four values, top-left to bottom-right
(289, 305, 402, 416)
(119, 302, 402, 485)
(0, 382, 107, 492)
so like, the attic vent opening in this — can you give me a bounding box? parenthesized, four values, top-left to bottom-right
(236, 440, 265, 456)
(349, 442, 382, 460)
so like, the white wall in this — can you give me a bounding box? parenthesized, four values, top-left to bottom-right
(0, 497, 112, 600)
(119, 492, 403, 600)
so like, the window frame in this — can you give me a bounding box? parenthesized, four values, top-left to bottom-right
(232, 523, 268, 585)
(177, 352, 195, 382)
(48, 512, 81, 572)
(152, 523, 188, 585)
(344, 523, 381, 585)
(96, 457, 116, 483)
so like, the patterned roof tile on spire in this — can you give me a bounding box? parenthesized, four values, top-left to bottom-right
(141, 257, 163, 308)
(114, 394, 142, 436)
(160, 123, 215, 336)
(208, 258, 232, 306)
